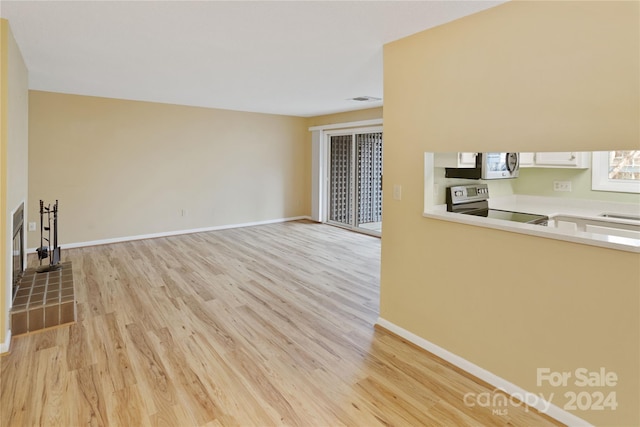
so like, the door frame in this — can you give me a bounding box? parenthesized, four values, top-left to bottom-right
(324, 125, 383, 237)
(309, 119, 382, 224)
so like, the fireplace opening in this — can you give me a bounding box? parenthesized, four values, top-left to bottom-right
(12, 203, 24, 298)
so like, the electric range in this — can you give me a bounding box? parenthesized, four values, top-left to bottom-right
(446, 184, 548, 226)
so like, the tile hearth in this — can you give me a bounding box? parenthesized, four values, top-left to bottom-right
(11, 261, 76, 336)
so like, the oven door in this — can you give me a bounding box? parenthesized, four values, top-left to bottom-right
(480, 153, 520, 179)
(447, 200, 488, 214)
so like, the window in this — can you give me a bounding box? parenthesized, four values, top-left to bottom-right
(592, 151, 640, 193)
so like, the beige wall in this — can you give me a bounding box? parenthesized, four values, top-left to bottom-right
(382, 2, 639, 426)
(0, 19, 29, 349)
(28, 91, 309, 248)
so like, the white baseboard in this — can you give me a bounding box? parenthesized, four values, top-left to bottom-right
(1, 329, 12, 354)
(375, 317, 591, 427)
(28, 215, 311, 251)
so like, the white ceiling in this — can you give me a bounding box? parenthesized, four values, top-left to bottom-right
(1, 1, 504, 117)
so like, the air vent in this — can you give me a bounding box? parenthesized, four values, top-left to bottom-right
(349, 96, 382, 102)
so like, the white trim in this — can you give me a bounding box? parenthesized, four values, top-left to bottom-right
(28, 216, 311, 251)
(308, 119, 383, 223)
(321, 125, 384, 237)
(308, 118, 382, 132)
(311, 130, 324, 222)
(375, 317, 592, 427)
(592, 151, 640, 194)
(323, 125, 383, 137)
(0, 329, 11, 354)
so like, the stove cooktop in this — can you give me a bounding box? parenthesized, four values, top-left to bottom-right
(464, 208, 548, 225)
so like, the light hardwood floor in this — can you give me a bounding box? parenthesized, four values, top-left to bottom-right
(1, 220, 562, 426)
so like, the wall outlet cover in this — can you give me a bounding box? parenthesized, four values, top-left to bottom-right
(553, 181, 572, 192)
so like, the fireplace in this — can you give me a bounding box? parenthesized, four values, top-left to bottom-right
(10, 200, 76, 336)
(12, 203, 24, 297)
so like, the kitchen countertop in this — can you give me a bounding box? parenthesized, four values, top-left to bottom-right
(424, 195, 640, 253)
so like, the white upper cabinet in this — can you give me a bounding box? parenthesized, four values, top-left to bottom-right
(520, 152, 590, 168)
(519, 152, 535, 167)
(436, 152, 590, 169)
(434, 152, 477, 168)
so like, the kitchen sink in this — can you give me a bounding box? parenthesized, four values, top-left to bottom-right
(599, 213, 640, 221)
(548, 214, 640, 240)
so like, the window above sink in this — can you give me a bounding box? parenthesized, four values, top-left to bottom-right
(592, 151, 640, 194)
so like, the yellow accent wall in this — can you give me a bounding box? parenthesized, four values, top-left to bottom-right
(28, 91, 310, 248)
(0, 18, 28, 351)
(0, 19, 8, 349)
(382, 2, 639, 426)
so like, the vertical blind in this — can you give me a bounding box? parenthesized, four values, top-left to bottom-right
(329, 132, 383, 226)
(357, 132, 383, 224)
(329, 135, 353, 224)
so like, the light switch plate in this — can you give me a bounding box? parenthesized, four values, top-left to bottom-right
(28, 222, 37, 231)
(393, 184, 402, 200)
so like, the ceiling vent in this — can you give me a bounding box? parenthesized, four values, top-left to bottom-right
(349, 96, 382, 102)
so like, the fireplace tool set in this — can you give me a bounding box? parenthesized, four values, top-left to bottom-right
(36, 199, 62, 273)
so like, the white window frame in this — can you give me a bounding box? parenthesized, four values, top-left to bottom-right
(591, 151, 640, 193)
(309, 119, 383, 222)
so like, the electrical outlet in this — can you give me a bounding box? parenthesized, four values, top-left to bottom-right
(393, 184, 402, 200)
(180, 209, 187, 217)
(28, 222, 37, 231)
(553, 181, 572, 192)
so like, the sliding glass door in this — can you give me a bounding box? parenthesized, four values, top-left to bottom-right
(328, 129, 383, 235)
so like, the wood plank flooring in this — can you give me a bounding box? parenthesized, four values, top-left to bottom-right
(1, 220, 562, 426)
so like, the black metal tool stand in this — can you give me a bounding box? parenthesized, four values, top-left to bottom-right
(36, 199, 62, 273)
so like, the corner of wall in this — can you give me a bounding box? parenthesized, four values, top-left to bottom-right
(0, 18, 29, 351)
(1, 17, 10, 349)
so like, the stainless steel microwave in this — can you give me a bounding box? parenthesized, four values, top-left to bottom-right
(445, 152, 520, 180)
